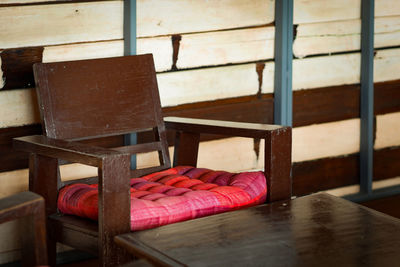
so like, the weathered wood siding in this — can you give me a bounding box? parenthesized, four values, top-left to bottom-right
(0, 0, 400, 263)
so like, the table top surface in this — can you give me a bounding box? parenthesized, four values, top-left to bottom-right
(115, 193, 400, 267)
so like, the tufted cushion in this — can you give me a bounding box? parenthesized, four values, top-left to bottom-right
(58, 166, 267, 231)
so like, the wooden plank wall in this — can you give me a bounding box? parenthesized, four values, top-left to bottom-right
(0, 0, 399, 263)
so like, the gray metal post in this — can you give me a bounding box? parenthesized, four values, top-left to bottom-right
(274, 0, 293, 127)
(124, 0, 137, 169)
(360, 0, 374, 194)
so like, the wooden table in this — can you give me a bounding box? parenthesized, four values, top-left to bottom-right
(115, 193, 400, 266)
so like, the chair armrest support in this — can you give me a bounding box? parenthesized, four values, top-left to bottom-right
(14, 135, 128, 167)
(165, 117, 292, 202)
(0, 191, 44, 223)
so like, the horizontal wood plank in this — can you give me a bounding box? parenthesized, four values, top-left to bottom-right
(292, 119, 360, 162)
(43, 37, 173, 72)
(0, 89, 40, 128)
(268, 48, 400, 93)
(293, 84, 360, 127)
(374, 146, 400, 180)
(257, 119, 360, 166)
(294, 0, 400, 24)
(292, 153, 359, 196)
(375, 0, 400, 17)
(158, 63, 259, 107)
(163, 95, 274, 124)
(293, 0, 361, 24)
(375, 79, 400, 115)
(177, 26, 274, 69)
(375, 111, 400, 149)
(293, 16, 400, 58)
(374, 48, 400, 83)
(0, 1, 123, 49)
(137, 0, 274, 37)
(293, 146, 400, 196)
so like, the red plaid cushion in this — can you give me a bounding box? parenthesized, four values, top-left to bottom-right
(58, 166, 267, 230)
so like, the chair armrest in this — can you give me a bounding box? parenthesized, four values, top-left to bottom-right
(164, 116, 289, 138)
(165, 117, 292, 202)
(0, 191, 44, 224)
(13, 135, 128, 167)
(0, 192, 48, 265)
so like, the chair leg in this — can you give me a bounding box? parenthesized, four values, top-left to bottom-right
(47, 235, 57, 267)
(99, 237, 131, 267)
(19, 198, 48, 267)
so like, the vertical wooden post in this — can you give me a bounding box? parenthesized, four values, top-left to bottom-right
(98, 154, 131, 266)
(264, 128, 292, 202)
(173, 131, 200, 167)
(29, 154, 59, 266)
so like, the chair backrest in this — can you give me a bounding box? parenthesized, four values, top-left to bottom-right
(33, 54, 171, 173)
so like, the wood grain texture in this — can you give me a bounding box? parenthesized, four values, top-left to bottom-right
(293, 146, 400, 196)
(137, 0, 274, 37)
(293, 84, 360, 127)
(43, 37, 172, 72)
(157, 63, 259, 107)
(115, 193, 400, 267)
(0, 47, 43, 90)
(374, 48, 400, 83)
(163, 95, 274, 124)
(291, 53, 361, 91)
(375, 0, 400, 17)
(293, 17, 400, 58)
(0, 1, 123, 49)
(293, 0, 361, 24)
(177, 26, 274, 69)
(292, 153, 359, 196)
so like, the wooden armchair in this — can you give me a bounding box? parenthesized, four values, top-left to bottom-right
(13, 54, 291, 266)
(0, 191, 48, 266)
